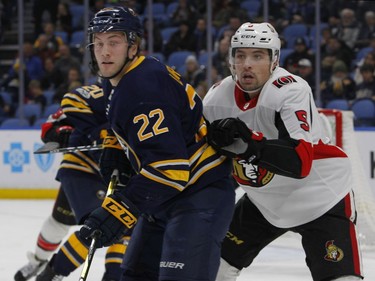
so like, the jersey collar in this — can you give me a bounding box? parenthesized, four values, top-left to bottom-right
(234, 84, 259, 111)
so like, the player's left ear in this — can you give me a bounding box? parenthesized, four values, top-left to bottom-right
(129, 44, 138, 57)
(272, 60, 278, 70)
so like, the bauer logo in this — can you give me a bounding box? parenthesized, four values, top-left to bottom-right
(160, 261, 185, 269)
(33, 143, 54, 172)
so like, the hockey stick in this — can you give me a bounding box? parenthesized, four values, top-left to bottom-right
(78, 229, 101, 281)
(34, 142, 103, 154)
(78, 170, 119, 281)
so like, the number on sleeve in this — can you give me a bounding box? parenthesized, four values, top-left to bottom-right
(295, 110, 310, 131)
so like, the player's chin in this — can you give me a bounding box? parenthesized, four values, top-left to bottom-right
(99, 68, 114, 77)
(240, 81, 255, 90)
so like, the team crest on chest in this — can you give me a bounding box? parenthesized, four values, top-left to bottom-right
(272, 75, 297, 88)
(232, 159, 274, 187)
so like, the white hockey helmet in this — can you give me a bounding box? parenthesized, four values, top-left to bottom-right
(229, 22, 281, 73)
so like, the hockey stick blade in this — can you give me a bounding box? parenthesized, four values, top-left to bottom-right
(34, 143, 103, 154)
(78, 230, 102, 281)
(34, 142, 61, 154)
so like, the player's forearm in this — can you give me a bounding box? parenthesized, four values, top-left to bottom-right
(258, 138, 313, 179)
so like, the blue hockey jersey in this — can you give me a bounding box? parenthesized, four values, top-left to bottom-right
(102, 56, 231, 212)
(57, 84, 108, 177)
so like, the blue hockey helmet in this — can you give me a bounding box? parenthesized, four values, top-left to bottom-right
(88, 6, 143, 45)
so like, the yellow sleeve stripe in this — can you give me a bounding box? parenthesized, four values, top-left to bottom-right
(62, 93, 89, 106)
(60, 233, 88, 267)
(107, 243, 126, 255)
(75, 151, 100, 170)
(62, 99, 91, 112)
(189, 143, 207, 165)
(191, 145, 217, 172)
(61, 246, 81, 267)
(188, 155, 227, 186)
(63, 107, 93, 114)
(140, 169, 185, 191)
(63, 153, 96, 170)
(59, 163, 96, 174)
(157, 169, 190, 182)
(149, 159, 190, 168)
(105, 257, 123, 264)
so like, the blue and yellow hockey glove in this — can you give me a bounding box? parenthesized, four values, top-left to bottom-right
(79, 192, 139, 248)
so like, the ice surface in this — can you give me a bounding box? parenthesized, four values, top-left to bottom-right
(1, 200, 374, 280)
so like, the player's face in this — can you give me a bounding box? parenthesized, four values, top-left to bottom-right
(233, 48, 272, 91)
(93, 32, 129, 79)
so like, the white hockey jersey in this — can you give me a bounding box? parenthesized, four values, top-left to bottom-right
(203, 67, 353, 228)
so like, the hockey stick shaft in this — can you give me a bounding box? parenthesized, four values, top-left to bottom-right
(78, 230, 101, 281)
(34, 144, 103, 154)
(78, 170, 119, 281)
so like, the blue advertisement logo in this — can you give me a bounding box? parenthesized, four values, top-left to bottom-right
(3, 143, 30, 173)
(34, 143, 55, 172)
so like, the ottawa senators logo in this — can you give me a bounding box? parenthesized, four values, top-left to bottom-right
(272, 75, 296, 88)
(232, 159, 274, 187)
(324, 240, 344, 262)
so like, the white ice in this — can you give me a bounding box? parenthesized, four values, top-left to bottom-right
(1, 199, 375, 281)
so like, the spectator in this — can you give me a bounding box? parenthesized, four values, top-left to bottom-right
(353, 51, 375, 84)
(33, 0, 59, 36)
(53, 67, 82, 104)
(164, 20, 195, 58)
(1, 41, 44, 99)
(53, 44, 82, 85)
(0, 91, 12, 119)
(193, 17, 213, 56)
(33, 22, 64, 56)
(117, 0, 143, 14)
(56, 2, 73, 40)
(142, 18, 163, 54)
(181, 55, 205, 89)
(91, 0, 106, 15)
(296, 58, 316, 96)
(40, 57, 60, 90)
(169, 0, 199, 27)
(196, 65, 222, 100)
(334, 8, 360, 49)
(212, 0, 248, 29)
(355, 11, 375, 50)
(283, 37, 315, 74)
(216, 14, 245, 42)
(284, 2, 315, 25)
(318, 27, 333, 53)
(212, 36, 231, 78)
(27, 79, 47, 112)
(321, 60, 356, 107)
(33, 33, 58, 64)
(355, 64, 375, 100)
(321, 36, 354, 80)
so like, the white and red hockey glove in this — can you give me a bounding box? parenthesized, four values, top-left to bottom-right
(40, 108, 73, 147)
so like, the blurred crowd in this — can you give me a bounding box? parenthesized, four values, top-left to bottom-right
(0, 0, 374, 127)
